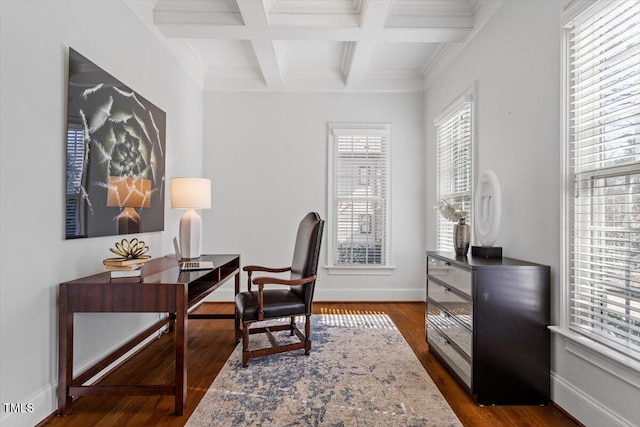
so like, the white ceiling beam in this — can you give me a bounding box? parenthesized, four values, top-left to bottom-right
(269, 0, 362, 15)
(343, 41, 376, 87)
(343, 0, 393, 88)
(236, 0, 283, 87)
(150, 0, 480, 91)
(248, 38, 284, 87)
(154, 0, 244, 25)
(273, 40, 289, 80)
(155, 24, 470, 43)
(266, 0, 361, 27)
(268, 13, 360, 28)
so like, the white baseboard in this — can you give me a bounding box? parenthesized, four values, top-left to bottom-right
(7, 317, 166, 427)
(552, 372, 637, 427)
(0, 384, 55, 427)
(202, 287, 425, 302)
(315, 288, 425, 301)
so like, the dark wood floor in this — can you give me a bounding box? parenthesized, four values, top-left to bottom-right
(43, 302, 581, 427)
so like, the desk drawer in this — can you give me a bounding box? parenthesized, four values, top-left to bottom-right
(427, 321, 472, 388)
(427, 259, 472, 297)
(427, 301, 472, 358)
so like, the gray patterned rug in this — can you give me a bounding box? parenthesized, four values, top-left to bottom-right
(186, 312, 462, 427)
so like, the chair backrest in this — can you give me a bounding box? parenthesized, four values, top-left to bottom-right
(290, 212, 324, 309)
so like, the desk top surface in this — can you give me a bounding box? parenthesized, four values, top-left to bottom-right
(62, 254, 240, 286)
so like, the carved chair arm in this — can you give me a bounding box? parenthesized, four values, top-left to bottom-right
(243, 265, 292, 291)
(254, 274, 316, 321)
(243, 265, 291, 273)
(253, 275, 316, 287)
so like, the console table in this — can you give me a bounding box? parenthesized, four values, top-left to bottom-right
(57, 254, 240, 416)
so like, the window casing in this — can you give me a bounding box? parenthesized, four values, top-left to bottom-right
(327, 123, 392, 272)
(564, 0, 640, 361)
(434, 89, 474, 252)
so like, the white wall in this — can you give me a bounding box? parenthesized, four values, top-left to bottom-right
(202, 92, 425, 301)
(424, 1, 638, 426)
(0, 1, 203, 426)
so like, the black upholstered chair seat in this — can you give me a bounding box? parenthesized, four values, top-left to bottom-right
(236, 289, 306, 321)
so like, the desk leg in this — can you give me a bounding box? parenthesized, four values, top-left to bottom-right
(168, 313, 176, 333)
(174, 285, 187, 415)
(57, 286, 73, 416)
(234, 271, 241, 341)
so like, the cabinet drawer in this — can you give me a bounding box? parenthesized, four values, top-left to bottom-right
(427, 280, 473, 330)
(426, 302, 472, 357)
(427, 321, 472, 388)
(427, 259, 472, 296)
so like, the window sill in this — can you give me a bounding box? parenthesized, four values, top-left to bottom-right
(549, 326, 640, 388)
(324, 265, 396, 275)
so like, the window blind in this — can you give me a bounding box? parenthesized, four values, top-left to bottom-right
(66, 126, 85, 238)
(567, 0, 640, 359)
(435, 100, 473, 251)
(331, 127, 389, 266)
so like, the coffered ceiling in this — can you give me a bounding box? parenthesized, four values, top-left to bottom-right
(128, 0, 503, 91)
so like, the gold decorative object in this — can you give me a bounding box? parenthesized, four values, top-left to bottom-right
(107, 238, 151, 260)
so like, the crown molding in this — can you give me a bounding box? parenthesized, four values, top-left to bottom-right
(124, 0, 206, 89)
(423, 0, 505, 90)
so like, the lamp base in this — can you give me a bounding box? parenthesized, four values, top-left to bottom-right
(179, 208, 202, 259)
(117, 207, 140, 234)
(471, 246, 502, 258)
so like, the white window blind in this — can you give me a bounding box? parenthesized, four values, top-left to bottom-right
(435, 96, 473, 251)
(567, 0, 640, 359)
(66, 126, 85, 238)
(328, 124, 390, 267)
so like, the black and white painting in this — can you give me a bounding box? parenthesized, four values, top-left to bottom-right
(65, 48, 166, 239)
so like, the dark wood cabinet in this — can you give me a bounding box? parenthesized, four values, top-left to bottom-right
(426, 251, 550, 405)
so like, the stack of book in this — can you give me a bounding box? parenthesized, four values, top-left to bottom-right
(104, 257, 149, 279)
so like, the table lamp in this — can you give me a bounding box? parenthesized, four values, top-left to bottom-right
(171, 177, 211, 259)
(107, 176, 152, 234)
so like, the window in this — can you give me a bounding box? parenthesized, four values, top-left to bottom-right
(434, 88, 474, 251)
(564, 0, 639, 360)
(327, 123, 391, 272)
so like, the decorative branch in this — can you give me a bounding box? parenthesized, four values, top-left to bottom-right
(434, 200, 467, 222)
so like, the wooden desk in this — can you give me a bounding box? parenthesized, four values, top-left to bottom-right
(57, 254, 240, 416)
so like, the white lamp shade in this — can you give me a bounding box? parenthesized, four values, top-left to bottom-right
(171, 178, 211, 209)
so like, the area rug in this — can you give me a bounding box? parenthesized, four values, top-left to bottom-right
(186, 312, 462, 427)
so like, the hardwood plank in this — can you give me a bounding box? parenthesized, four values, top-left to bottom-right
(41, 302, 582, 427)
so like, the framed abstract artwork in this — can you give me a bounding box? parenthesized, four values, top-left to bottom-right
(65, 48, 166, 239)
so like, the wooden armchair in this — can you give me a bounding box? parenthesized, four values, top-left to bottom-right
(234, 212, 324, 367)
